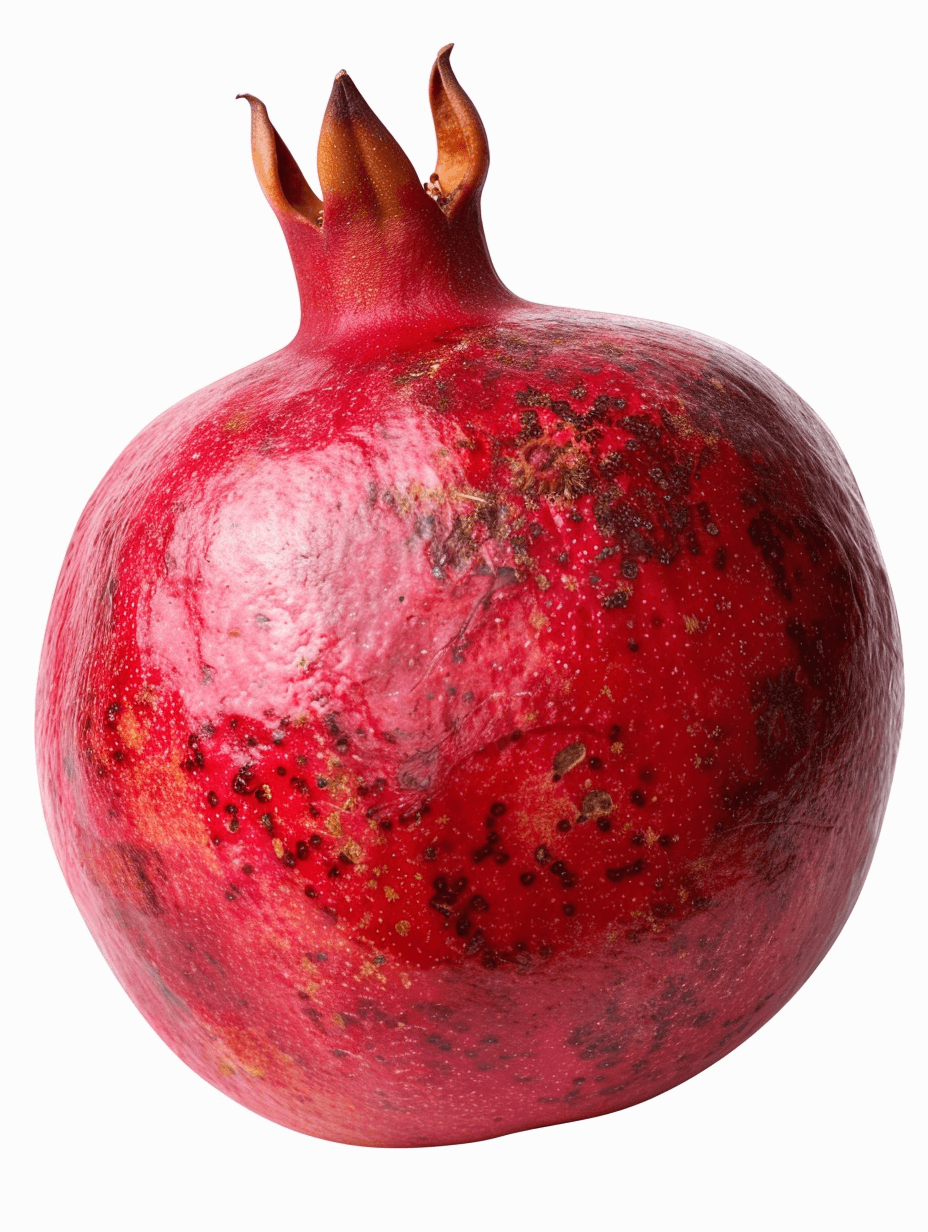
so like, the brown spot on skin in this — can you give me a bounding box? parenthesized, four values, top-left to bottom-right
(580, 790, 613, 818)
(553, 742, 586, 776)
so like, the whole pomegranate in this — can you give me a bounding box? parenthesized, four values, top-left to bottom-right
(37, 47, 902, 1147)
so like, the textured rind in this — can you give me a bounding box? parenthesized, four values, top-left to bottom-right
(37, 307, 902, 1146)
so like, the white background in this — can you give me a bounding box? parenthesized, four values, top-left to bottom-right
(3, 2, 925, 1229)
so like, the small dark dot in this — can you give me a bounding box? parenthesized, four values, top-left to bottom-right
(328, 865, 340, 878)
(317, 777, 328, 788)
(432, 877, 449, 893)
(639, 767, 654, 781)
(276, 765, 287, 776)
(609, 725, 622, 740)
(304, 885, 317, 897)
(560, 873, 577, 889)
(456, 917, 472, 937)
(283, 851, 296, 867)
(207, 791, 219, 807)
(310, 834, 323, 847)
(494, 852, 510, 865)
(651, 615, 663, 627)
(296, 841, 309, 860)
(658, 834, 672, 847)
(596, 817, 612, 831)
(423, 846, 438, 861)
(451, 877, 468, 893)
(242, 864, 254, 875)
(510, 729, 523, 742)
(630, 789, 646, 807)
(255, 784, 272, 803)
(628, 639, 639, 652)
(469, 895, 489, 913)
(225, 891, 236, 901)
(486, 831, 501, 845)
(550, 860, 567, 876)
(228, 818, 239, 833)
(556, 819, 572, 833)
(472, 845, 492, 862)
(489, 801, 507, 817)
(563, 903, 576, 916)
(631, 832, 645, 845)
(211, 835, 221, 845)
(588, 756, 603, 770)
(520, 872, 536, 886)
(621, 560, 639, 579)
(379, 820, 393, 830)
(535, 846, 550, 864)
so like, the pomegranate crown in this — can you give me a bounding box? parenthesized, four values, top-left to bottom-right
(239, 46, 518, 344)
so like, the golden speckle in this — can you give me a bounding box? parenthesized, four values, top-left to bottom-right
(340, 837, 363, 864)
(223, 410, 253, 433)
(116, 706, 147, 752)
(395, 920, 411, 936)
(272, 838, 285, 859)
(384, 886, 400, 902)
(683, 614, 701, 633)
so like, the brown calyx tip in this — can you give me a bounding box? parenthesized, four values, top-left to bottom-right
(428, 43, 489, 213)
(240, 93, 322, 227)
(317, 67, 424, 220)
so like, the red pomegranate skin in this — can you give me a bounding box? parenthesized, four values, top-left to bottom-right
(37, 52, 902, 1147)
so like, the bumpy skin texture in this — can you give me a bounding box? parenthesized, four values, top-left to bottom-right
(38, 306, 902, 1146)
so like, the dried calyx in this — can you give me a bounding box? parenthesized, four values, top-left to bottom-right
(238, 45, 516, 341)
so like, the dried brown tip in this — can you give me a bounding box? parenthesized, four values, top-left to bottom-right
(316, 71, 425, 222)
(238, 93, 322, 226)
(428, 44, 489, 213)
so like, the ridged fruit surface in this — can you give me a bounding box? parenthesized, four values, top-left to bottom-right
(36, 48, 902, 1146)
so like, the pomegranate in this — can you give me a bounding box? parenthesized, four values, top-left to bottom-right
(36, 46, 902, 1147)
